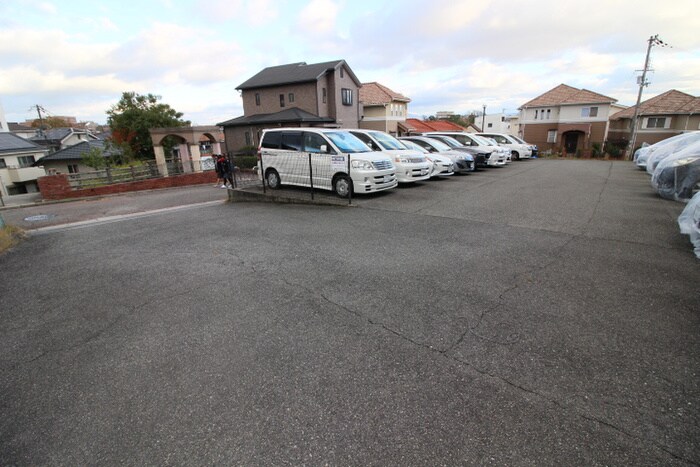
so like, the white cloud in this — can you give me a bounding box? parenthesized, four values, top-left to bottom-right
(298, 0, 340, 35)
(37, 2, 57, 14)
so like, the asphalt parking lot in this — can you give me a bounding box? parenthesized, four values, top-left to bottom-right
(1, 159, 698, 465)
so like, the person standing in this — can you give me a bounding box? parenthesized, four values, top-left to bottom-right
(213, 154, 225, 187)
(217, 154, 234, 188)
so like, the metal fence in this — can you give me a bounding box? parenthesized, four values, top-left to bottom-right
(66, 158, 205, 190)
(257, 151, 353, 205)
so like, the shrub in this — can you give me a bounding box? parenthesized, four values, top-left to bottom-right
(591, 143, 602, 158)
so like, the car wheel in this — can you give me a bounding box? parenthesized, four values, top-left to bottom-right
(333, 174, 353, 198)
(266, 169, 280, 189)
(511, 150, 520, 161)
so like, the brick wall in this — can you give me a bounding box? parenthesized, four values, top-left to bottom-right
(38, 172, 217, 201)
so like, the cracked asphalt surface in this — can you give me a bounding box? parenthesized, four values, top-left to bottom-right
(1, 160, 698, 465)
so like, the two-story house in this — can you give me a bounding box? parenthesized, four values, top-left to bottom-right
(0, 133, 48, 196)
(30, 127, 99, 154)
(358, 82, 411, 135)
(519, 84, 626, 155)
(218, 60, 362, 153)
(607, 89, 700, 149)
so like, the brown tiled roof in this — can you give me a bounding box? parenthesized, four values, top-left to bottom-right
(520, 84, 617, 108)
(359, 82, 411, 105)
(404, 118, 467, 132)
(610, 89, 700, 120)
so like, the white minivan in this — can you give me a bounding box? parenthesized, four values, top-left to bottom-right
(476, 132, 532, 160)
(258, 128, 398, 198)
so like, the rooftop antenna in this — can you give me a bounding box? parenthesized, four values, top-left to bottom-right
(628, 35, 672, 159)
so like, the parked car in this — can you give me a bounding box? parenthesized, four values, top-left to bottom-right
(399, 136, 474, 174)
(258, 128, 397, 198)
(348, 130, 431, 183)
(678, 191, 700, 259)
(644, 131, 700, 175)
(400, 140, 454, 178)
(633, 143, 652, 169)
(476, 132, 532, 160)
(421, 134, 489, 169)
(650, 139, 700, 201)
(423, 131, 507, 167)
(508, 134, 538, 158)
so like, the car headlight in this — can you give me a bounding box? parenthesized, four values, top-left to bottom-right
(351, 159, 374, 170)
(394, 156, 410, 163)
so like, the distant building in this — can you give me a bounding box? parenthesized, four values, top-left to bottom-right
(0, 133, 48, 196)
(482, 113, 520, 136)
(608, 89, 700, 149)
(359, 82, 411, 135)
(403, 118, 470, 134)
(34, 140, 120, 175)
(435, 111, 455, 119)
(218, 60, 362, 152)
(30, 127, 99, 153)
(519, 84, 626, 156)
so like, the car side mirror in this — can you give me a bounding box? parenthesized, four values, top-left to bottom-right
(320, 144, 328, 153)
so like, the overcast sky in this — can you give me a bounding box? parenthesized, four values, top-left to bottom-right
(1, 0, 699, 126)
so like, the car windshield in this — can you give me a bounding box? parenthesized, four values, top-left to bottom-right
(423, 138, 451, 152)
(400, 140, 429, 153)
(433, 135, 462, 148)
(369, 131, 406, 150)
(510, 135, 527, 144)
(325, 131, 372, 153)
(472, 135, 495, 146)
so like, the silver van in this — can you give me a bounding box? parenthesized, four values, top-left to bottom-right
(258, 128, 398, 197)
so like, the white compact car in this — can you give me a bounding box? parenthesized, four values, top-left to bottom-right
(423, 132, 506, 167)
(400, 140, 454, 177)
(399, 136, 475, 174)
(349, 130, 431, 183)
(476, 132, 532, 160)
(258, 128, 398, 198)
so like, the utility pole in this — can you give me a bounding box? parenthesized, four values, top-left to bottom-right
(628, 34, 671, 159)
(481, 105, 486, 131)
(31, 104, 47, 138)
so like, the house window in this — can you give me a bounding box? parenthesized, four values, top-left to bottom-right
(547, 130, 557, 143)
(487, 123, 493, 128)
(341, 88, 353, 106)
(340, 67, 344, 78)
(245, 131, 252, 146)
(288, 93, 295, 103)
(535, 110, 538, 120)
(581, 106, 598, 117)
(322, 87, 327, 104)
(279, 94, 285, 107)
(546, 109, 551, 119)
(67, 164, 79, 173)
(255, 93, 260, 106)
(646, 117, 667, 128)
(18, 155, 35, 168)
(0, 158, 6, 168)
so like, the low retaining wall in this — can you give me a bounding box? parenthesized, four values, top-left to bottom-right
(38, 172, 217, 201)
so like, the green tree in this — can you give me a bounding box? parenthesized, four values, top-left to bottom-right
(81, 146, 108, 169)
(30, 116, 70, 129)
(106, 92, 190, 160)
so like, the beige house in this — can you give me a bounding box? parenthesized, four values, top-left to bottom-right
(0, 133, 48, 196)
(608, 89, 700, 150)
(359, 82, 411, 135)
(219, 60, 362, 153)
(519, 84, 626, 156)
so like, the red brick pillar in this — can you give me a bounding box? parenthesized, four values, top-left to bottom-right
(37, 174, 72, 200)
